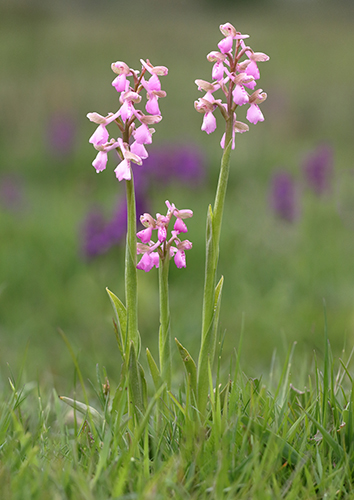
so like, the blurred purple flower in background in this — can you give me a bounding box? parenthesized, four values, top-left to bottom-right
(46, 112, 77, 158)
(81, 142, 206, 259)
(302, 143, 333, 196)
(82, 195, 148, 259)
(0, 173, 26, 212)
(138, 143, 206, 187)
(269, 171, 298, 223)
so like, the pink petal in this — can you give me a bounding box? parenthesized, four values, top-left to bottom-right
(137, 226, 153, 243)
(174, 249, 186, 269)
(137, 253, 154, 272)
(246, 103, 264, 124)
(120, 100, 134, 122)
(174, 218, 188, 233)
(218, 35, 233, 54)
(130, 141, 148, 160)
(92, 151, 108, 172)
(232, 84, 249, 106)
(158, 225, 167, 242)
(133, 123, 152, 144)
(89, 124, 108, 146)
(112, 74, 127, 93)
(146, 74, 161, 92)
(145, 95, 160, 115)
(201, 111, 216, 134)
(212, 61, 224, 82)
(114, 159, 131, 181)
(150, 252, 160, 268)
(245, 60, 260, 80)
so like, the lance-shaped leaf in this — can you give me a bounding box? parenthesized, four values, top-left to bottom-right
(128, 342, 144, 417)
(146, 348, 162, 391)
(59, 396, 104, 427)
(106, 288, 127, 355)
(197, 276, 224, 413)
(175, 338, 197, 396)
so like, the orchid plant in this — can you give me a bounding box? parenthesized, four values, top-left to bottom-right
(69, 22, 269, 422)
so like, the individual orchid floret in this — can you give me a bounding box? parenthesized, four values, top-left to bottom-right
(137, 212, 156, 243)
(136, 250, 160, 272)
(111, 61, 132, 92)
(140, 59, 168, 116)
(172, 237, 193, 269)
(114, 138, 142, 181)
(92, 138, 120, 173)
(240, 40, 270, 81)
(246, 89, 267, 124)
(87, 111, 120, 146)
(119, 90, 142, 122)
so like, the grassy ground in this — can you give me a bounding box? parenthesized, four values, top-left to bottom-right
(1, 0, 354, 381)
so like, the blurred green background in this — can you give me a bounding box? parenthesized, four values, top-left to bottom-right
(1, 0, 354, 391)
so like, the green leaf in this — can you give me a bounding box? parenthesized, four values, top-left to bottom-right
(175, 338, 197, 395)
(197, 276, 224, 414)
(146, 348, 162, 391)
(128, 342, 144, 417)
(59, 396, 104, 427)
(106, 287, 127, 354)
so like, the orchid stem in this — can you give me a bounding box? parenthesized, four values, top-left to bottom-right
(158, 253, 171, 389)
(197, 116, 233, 413)
(125, 173, 140, 357)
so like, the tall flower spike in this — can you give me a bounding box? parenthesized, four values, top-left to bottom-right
(195, 22, 269, 146)
(87, 58, 167, 179)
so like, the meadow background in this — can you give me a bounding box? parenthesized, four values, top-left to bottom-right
(1, 0, 354, 394)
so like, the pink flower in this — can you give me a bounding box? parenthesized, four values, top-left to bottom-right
(89, 125, 108, 146)
(232, 84, 249, 106)
(212, 61, 225, 81)
(92, 150, 108, 172)
(246, 103, 264, 124)
(137, 252, 159, 272)
(172, 238, 192, 269)
(137, 226, 153, 243)
(218, 35, 233, 54)
(114, 138, 142, 181)
(91, 139, 120, 173)
(201, 111, 217, 134)
(174, 249, 186, 268)
(130, 141, 148, 159)
(246, 89, 267, 124)
(133, 123, 154, 144)
(174, 217, 188, 233)
(87, 111, 120, 146)
(140, 59, 168, 116)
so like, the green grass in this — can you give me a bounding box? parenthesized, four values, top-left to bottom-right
(2, 329, 354, 499)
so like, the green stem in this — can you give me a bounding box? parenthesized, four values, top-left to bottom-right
(158, 253, 171, 389)
(197, 116, 233, 412)
(125, 173, 140, 357)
